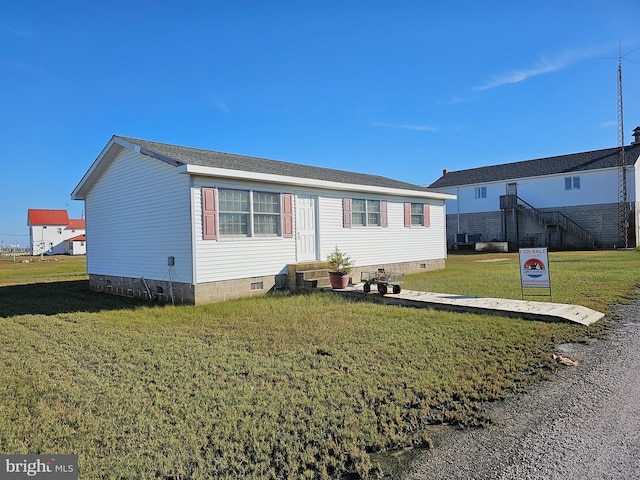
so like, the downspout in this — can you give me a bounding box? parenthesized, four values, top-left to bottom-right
(189, 175, 198, 302)
(456, 187, 460, 235)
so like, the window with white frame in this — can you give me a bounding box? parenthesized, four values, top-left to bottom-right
(411, 203, 424, 226)
(564, 176, 580, 190)
(352, 199, 381, 226)
(218, 188, 281, 237)
(253, 191, 281, 236)
(219, 189, 250, 236)
(475, 186, 487, 199)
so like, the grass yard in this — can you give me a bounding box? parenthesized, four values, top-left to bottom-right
(0, 251, 638, 479)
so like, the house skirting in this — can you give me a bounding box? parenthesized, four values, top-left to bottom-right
(193, 274, 288, 304)
(89, 274, 197, 304)
(89, 273, 289, 305)
(88, 258, 444, 305)
(351, 258, 445, 281)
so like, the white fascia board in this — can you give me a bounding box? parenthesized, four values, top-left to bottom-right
(71, 136, 134, 200)
(177, 164, 456, 200)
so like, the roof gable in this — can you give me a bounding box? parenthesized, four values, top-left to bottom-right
(430, 143, 640, 189)
(28, 209, 70, 226)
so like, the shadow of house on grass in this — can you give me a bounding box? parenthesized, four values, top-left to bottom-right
(0, 280, 149, 317)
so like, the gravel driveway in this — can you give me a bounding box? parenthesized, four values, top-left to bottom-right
(401, 297, 640, 480)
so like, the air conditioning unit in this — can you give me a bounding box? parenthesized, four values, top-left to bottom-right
(455, 233, 479, 243)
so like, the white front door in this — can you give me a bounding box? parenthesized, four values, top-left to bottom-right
(295, 195, 317, 262)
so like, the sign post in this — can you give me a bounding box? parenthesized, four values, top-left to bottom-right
(519, 247, 552, 301)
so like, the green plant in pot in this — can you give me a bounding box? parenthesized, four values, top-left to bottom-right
(327, 246, 354, 289)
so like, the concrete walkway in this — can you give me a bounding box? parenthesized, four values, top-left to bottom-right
(336, 284, 605, 326)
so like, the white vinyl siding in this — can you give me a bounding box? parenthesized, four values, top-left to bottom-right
(439, 168, 621, 215)
(193, 179, 296, 283)
(84, 149, 193, 282)
(320, 193, 446, 265)
(193, 181, 447, 283)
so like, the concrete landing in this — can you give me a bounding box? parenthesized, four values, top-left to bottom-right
(338, 284, 605, 326)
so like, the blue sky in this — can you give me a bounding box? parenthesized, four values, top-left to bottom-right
(1, 0, 639, 248)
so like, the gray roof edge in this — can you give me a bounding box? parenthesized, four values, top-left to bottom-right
(430, 143, 640, 189)
(115, 135, 433, 193)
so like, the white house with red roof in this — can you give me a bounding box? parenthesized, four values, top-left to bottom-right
(27, 209, 86, 255)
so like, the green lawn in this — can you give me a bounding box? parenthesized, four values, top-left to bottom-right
(0, 251, 638, 479)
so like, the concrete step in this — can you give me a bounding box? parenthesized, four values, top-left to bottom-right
(288, 262, 334, 290)
(295, 261, 330, 271)
(299, 276, 332, 289)
(297, 269, 330, 280)
(296, 270, 331, 289)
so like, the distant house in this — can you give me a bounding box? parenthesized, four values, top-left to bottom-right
(71, 135, 455, 304)
(66, 234, 87, 256)
(27, 209, 86, 255)
(429, 127, 640, 250)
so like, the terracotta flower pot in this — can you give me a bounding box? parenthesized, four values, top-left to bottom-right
(328, 272, 350, 289)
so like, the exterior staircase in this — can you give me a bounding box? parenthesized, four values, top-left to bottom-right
(287, 262, 332, 290)
(500, 194, 596, 248)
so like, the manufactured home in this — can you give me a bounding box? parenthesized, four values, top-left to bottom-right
(71, 136, 455, 304)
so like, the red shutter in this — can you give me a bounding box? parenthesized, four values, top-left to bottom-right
(381, 201, 388, 227)
(424, 203, 430, 227)
(202, 187, 217, 240)
(343, 198, 352, 228)
(404, 202, 411, 227)
(282, 193, 293, 238)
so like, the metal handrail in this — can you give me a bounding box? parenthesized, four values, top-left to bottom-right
(500, 194, 596, 246)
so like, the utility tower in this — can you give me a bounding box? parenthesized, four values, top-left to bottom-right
(617, 50, 629, 248)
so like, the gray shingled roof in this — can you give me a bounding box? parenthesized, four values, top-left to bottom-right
(429, 143, 640, 189)
(117, 136, 431, 193)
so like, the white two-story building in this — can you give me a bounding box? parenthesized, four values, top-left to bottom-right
(27, 209, 86, 255)
(429, 127, 640, 250)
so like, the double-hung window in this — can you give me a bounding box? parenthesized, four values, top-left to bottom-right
(218, 188, 281, 237)
(352, 199, 381, 227)
(404, 202, 430, 227)
(219, 189, 250, 236)
(253, 191, 281, 236)
(411, 203, 424, 226)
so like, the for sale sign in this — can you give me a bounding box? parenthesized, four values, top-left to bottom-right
(519, 247, 550, 288)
